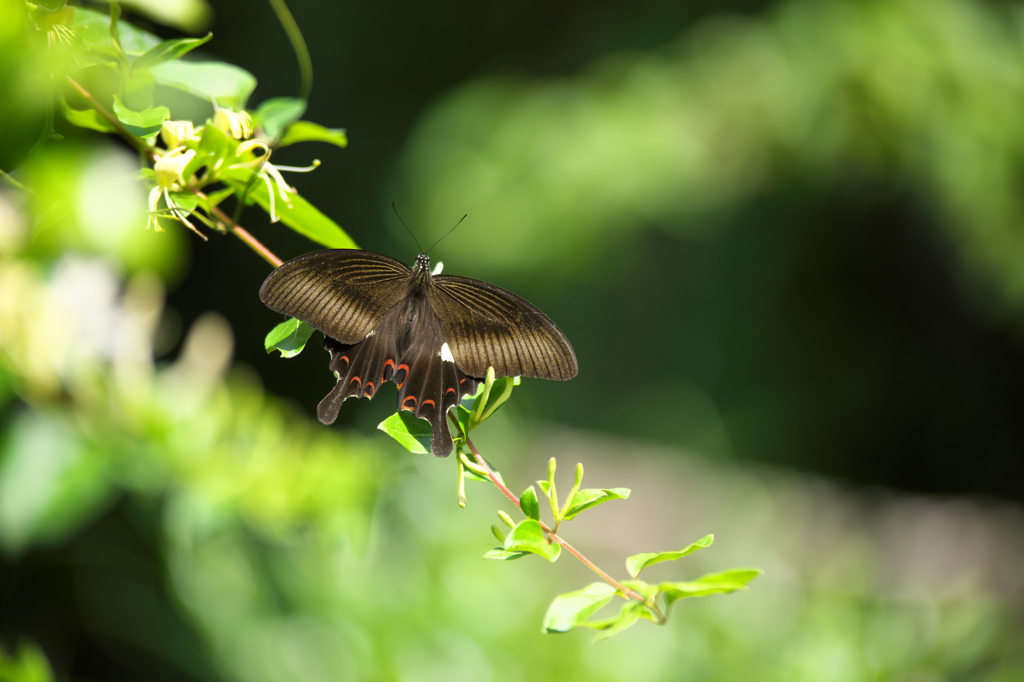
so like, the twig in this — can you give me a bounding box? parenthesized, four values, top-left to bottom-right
(460, 429, 649, 605)
(194, 191, 283, 267)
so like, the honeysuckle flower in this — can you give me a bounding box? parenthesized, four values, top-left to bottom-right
(148, 148, 204, 237)
(160, 120, 198, 151)
(225, 142, 319, 223)
(213, 108, 254, 140)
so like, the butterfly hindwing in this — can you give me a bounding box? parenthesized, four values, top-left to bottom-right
(316, 296, 478, 457)
(428, 275, 578, 380)
(260, 249, 411, 344)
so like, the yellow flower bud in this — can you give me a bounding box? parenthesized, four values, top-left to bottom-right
(213, 109, 254, 140)
(160, 120, 197, 151)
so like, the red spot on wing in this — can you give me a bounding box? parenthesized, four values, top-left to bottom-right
(459, 378, 466, 385)
(365, 381, 375, 398)
(445, 387, 456, 396)
(421, 399, 436, 409)
(350, 376, 361, 386)
(402, 395, 417, 410)
(340, 356, 349, 366)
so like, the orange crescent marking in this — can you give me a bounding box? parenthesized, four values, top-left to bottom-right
(340, 356, 349, 365)
(445, 387, 456, 396)
(422, 399, 436, 409)
(395, 363, 410, 389)
(350, 376, 361, 387)
(402, 396, 417, 410)
(365, 381, 374, 397)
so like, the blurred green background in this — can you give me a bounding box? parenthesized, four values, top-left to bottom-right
(4, 0, 1024, 679)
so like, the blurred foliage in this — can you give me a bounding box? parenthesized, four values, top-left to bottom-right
(3, 0, 1024, 678)
(399, 0, 1024, 311)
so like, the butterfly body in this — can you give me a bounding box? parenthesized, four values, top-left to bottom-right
(260, 249, 577, 456)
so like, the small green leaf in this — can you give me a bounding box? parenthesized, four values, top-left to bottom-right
(504, 519, 560, 562)
(237, 180, 358, 249)
(59, 98, 118, 134)
(278, 121, 348, 148)
(264, 318, 316, 358)
(660, 568, 763, 607)
(490, 525, 505, 543)
(625, 534, 714, 579)
(563, 488, 630, 521)
(134, 33, 213, 69)
(166, 192, 198, 216)
(542, 582, 616, 633)
(377, 411, 431, 454)
(150, 60, 257, 109)
(0, 640, 55, 681)
(108, 0, 122, 54)
(254, 97, 307, 139)
(519, 485, 540, 521)
(111, 95, 168, 139)
(482, 548, 529, 561)
(588, 602, 646, 642)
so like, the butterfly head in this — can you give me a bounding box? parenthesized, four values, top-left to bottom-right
(414, 253, 431, 275)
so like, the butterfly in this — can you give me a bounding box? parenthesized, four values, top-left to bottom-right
(259, 249, 578, 456)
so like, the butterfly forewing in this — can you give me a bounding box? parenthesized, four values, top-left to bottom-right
(259, 250, 411, 344)
(429, 276, 578, 380)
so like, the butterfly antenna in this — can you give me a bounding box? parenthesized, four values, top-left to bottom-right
(426, 214, 467, 255)
(392, 202, 424, 253)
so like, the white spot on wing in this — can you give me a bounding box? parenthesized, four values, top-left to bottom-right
(365, 329, 375, 338)
(431, 261, 444, 275)
(439, 342, 454, 362)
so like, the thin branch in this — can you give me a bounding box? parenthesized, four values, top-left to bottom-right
(195, 191, 284, 268)
(460, 431, 649, 605)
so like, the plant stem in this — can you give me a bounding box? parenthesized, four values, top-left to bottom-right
(267, 0, 313, 100)
(65, 77, 285, 269)
(459, 429, 648, 605)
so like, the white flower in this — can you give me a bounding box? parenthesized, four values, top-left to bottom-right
(213, 109, 254, 140)
(148, 148, 202, 236)
(160, 120, 198, 151)
(227, 142, 320, 223)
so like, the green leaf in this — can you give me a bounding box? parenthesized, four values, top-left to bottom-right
(503, 519, 560, 562)
(377, 411, 431, 454)
(238, 179, 358, 249)
(490, 524, 505, 543)
(133, 33, 213, 69)
(660, 568, 763, 607)
(519, 485, 540, 521)
(166, 192, 197, 216)
(625, 534, 714, 579)
(278, 121, 348, 148)
(254, 97, 307, 139)
(482, 548, 529, 561)
(264, 318, 316, 358)
(59, 98, 118, 134)
(541, 582, 616, 633)
(458, 451, 503, 483)
(588, 602, 646, 642)
(150, 60, 257, 110)
(70, 7, 161, 56)
(111, 95, 168, 139)
(562, 487, 631, 521)
(108, 0, 123, 54)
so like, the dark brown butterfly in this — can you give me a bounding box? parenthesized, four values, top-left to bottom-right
(260, 249, 577, 456)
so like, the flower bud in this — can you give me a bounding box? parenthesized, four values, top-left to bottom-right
(160, 120, 196, 150)
(213, 109, 254, 140)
